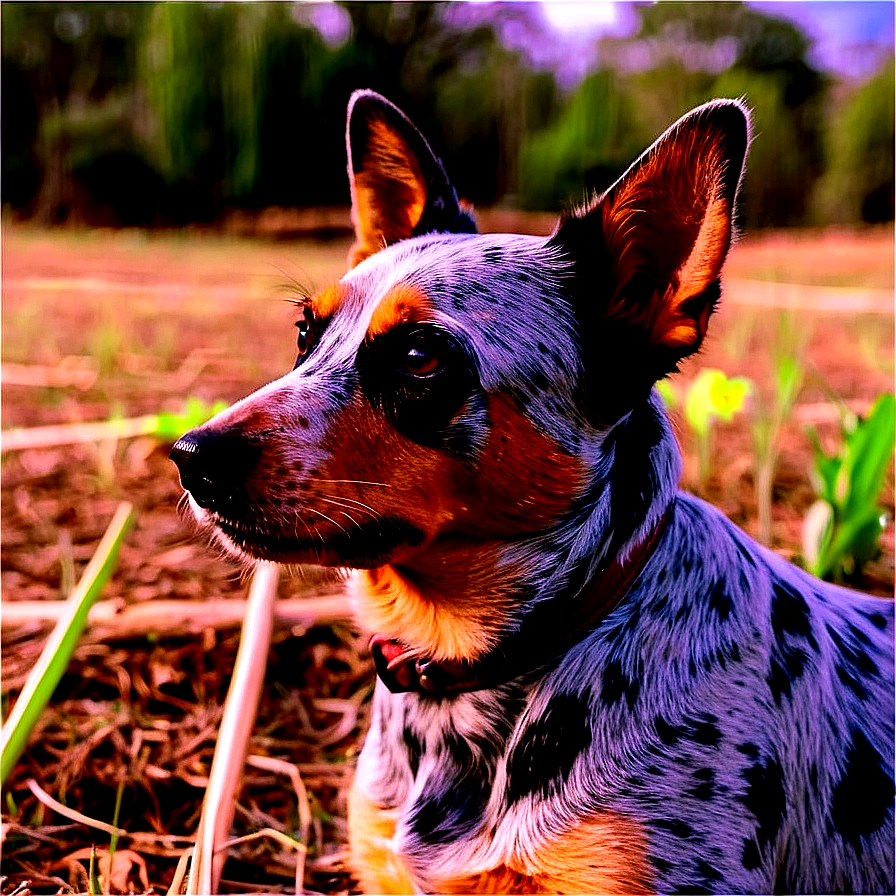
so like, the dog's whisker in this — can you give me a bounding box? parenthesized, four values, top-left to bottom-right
(304, 507, 350, 536)
(318, 495, 381, 522)
(306, 478, 393, 488)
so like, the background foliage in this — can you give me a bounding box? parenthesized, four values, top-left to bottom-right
(2, 1, 893, 227)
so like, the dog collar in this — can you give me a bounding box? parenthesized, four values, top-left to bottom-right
(370, 504, 673, 696)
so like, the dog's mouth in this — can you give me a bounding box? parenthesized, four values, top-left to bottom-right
(209, 512, 424, 568)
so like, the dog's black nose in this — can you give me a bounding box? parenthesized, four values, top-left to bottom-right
(170, 428, 260, 513)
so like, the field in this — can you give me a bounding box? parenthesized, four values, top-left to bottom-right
(2, 222, 893, 894)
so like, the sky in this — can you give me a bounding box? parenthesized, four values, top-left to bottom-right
(539, 1, 895, 79)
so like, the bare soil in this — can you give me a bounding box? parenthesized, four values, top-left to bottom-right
(1, 223, 893, 894)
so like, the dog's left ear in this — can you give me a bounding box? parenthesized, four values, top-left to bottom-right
(346, 90, 476, 267)
(552, 100, 750, 400)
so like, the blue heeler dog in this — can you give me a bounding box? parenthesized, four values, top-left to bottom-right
(170, 90, 894, 894)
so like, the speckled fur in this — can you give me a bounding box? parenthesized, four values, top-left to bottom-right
(172, 91, 895, 894)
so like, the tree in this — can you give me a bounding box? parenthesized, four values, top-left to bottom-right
(813, 57, 895, 224)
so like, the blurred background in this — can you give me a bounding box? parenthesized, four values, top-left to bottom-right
(2, 4, 893, 894)
(2, 0, 894, 229)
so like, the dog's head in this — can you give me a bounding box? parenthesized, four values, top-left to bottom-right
(171, 90, 748, 659)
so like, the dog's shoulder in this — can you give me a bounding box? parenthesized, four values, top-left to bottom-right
(539, 493, 895, 892)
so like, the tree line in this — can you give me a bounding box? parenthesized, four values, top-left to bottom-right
(2, 1, 892, 229)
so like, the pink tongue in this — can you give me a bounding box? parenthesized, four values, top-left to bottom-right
(371, 636, 407, 664)
(369, 635, 416, 688)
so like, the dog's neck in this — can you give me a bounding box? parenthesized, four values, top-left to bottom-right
(355, 392, 681, 675)
(369, 500, 673, 694)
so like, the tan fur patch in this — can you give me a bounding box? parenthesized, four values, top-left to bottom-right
(356, 558, 509, 662)
(350, 116, 428, 268)
(600, 123, 732, 353)
(310, 282, 345, 320)
(435, 811, 654, 895)
(347, 784, 416, 895)
(368, 282, 433, 338)
(325, 393, 584, 661)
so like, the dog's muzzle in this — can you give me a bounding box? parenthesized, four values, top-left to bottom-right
(170, 428, 260, 516)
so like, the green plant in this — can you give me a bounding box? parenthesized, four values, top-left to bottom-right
(751, 312, 807, 544)
(684, 368, 753, 488)
(1, 503, 134, 785)
(154, 396, 229, 442)
(802, 392, 895, 582)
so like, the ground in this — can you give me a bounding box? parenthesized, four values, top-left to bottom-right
(1, 222, 893, 894)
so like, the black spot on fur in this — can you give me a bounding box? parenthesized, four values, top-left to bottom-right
(652, 818, 694, 839)
(483, 246, 504, 266)
(695, 860, 721, 882)
(690, 716, 722, 747)
(691, 767, 716, 801)
(741, 837, 761, 870)
(655, 716, 681, 746)
(530, 368, 550, 392)
(403, 727, 422, 778)
(506, 692, 592, 804)
(771, 580, 812, 638)
(708, 580, 731, 620)
(828, 623, 879, 702)
(441, 728, 475, 770)
(739, 755, 786, 861)
(768, 581, 817, 705)
(737, 742, 759, 759)
(601, 658, 641, 709)
(768, 658, 796, 705)
(598, 400, 664, 555)
(831, 728, 893, 849)
(835, 663, 869, 701)
(408, 773, 489, 845)
(868, 611, 887, 630)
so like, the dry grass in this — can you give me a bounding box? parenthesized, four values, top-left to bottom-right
(1, 223, 893, 894)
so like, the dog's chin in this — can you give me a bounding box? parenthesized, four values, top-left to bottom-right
(184, 496, 422, 569)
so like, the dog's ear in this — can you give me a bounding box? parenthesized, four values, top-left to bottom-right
(346, 90, 476, 267)
(551, 100, 749, 411)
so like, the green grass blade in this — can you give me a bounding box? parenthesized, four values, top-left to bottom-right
(0, 502, 134, 786)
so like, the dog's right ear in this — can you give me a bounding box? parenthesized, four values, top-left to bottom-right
(346, 90, 476, 268)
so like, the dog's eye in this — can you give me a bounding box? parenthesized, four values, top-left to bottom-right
(404, 344, 442, 377)
(294, 307, 314, 367)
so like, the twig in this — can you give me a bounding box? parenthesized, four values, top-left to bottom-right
(1, 416, 158, 452)
(1, 593, 353, 641)
(187, 563, 280, 895)
(247, 755, 312, 894)
(1, 359, 98, 390)
(25, 778, 128, 838)
(167, 848, 193, 896)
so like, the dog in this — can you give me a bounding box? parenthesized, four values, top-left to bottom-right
(170, 90, 894, 894)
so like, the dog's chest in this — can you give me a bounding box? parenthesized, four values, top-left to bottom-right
(350, 678, 657, 894)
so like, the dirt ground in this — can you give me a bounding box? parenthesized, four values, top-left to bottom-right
(1, 223, 893, 894)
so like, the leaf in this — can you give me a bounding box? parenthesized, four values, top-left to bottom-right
(802, 498, 833, 576)
(0, 503, 134, 785)
(841, 393, 895, 519)
(154, 397, 228, 442)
